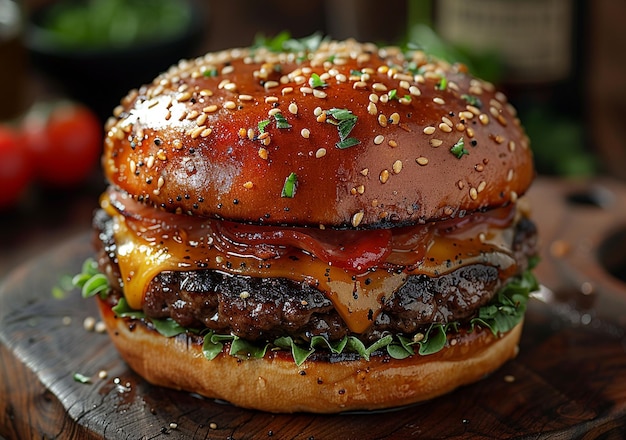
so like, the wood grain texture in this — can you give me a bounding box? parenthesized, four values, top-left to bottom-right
(1, 177, 626, 439)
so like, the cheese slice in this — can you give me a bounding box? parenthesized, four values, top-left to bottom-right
(102, 192, 518, 334)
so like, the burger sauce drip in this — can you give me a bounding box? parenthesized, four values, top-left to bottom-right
(103, 190, 518, 334)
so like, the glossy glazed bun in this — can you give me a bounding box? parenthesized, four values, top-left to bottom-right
(98, 297, 523, 413)
(102, 39, 533, 228)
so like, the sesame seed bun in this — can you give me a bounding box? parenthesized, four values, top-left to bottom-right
(102, 39, 533, 228)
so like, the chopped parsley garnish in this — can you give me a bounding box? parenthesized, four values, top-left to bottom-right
(309, 73, 327, 89)
(72, 258, 110, 299)
(326, 108, 359, 149)
(73, 373, 91, 384)
(273, 112, 291, 129)
(450, 137, 469, 158)
(202, 68, 218, 77)
(350, 69, 363, 76)
(436, 76, 448, 90)
(281, 172, 298, 198)
(388, 89, 398, 100)
(258, 119, 271, 133)
(462, 94, 482, 108)
(254, 31, 325, 54)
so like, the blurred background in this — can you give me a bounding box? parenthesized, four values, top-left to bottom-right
(0, 0, 624, 279)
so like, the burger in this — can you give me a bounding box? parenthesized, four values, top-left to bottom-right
(85, 36, 539, 413)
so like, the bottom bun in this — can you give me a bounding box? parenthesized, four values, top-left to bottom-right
(97, 297, 523, 413)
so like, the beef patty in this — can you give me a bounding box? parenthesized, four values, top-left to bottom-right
(94, 209, 537, 344)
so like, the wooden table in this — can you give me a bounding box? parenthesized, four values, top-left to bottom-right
(1, 177, 626, 439)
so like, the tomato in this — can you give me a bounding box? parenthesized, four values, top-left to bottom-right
(24, 103, 102, 187)
(0, 125, 32, 209)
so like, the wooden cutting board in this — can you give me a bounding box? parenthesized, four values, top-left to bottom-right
(1, 177, 626, 439)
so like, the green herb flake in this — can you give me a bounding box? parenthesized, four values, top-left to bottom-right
(326, 108, 359, 148)
(350, 69, 363, 76)
(450, 137, 469, 159)
(388, 89, 398, 100)
(281, 172, 298, 198)
(258, 119, 271, 133)
(202, 68, 218, 77)
(73, 373, 91, 384)
(436, 76, 448, 91)
(273, 112, 291, 129)
(462, 94, 482, 108)
(309, 73, 327, 89)
(336, 137, 360, 149)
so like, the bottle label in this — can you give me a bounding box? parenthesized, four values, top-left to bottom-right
(436, 0, 572, 83)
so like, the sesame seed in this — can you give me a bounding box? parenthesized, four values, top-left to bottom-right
(316, 111, 327, 123)
(129, 159, 136, 174)
(510, 191, 518, 202)
(433, 97, 445, 105)
(392, 160, 403, 174)
(457, 180, 465, 189)
(186, 110, 199, 120)
(379, 94, 389, 104)
(356, 185, 365, 194)
(497, 114, 508, 126)
(313, 106, 322, 116)
(218, 79, 230, 89)
(399, 80, 410, 89)
(507, 168, 514, 181)
(389, 113, 400, 125)
(466, 105, 481, 115)
(199, 89, 213, 97)
(157, 176, 165, 189)
(288, 103, 298, 115)
(243, 181, 254, 189)
(377, 114, 387, 128)
(258, 132, 270, 140)
(94, 321, 106, 333)
(459, 111, 474, 120)
(379, 169, 390, 183)
(313, 89, 327, 99)
(438, 123, 452, 133)
(157, 150, 167, 161)
(335, 73, 347, 82)
(315, 148, 327, 158)
(238, 127, 247, 138)
(372, 83, 388, 92)
(264, 80, 279, 90)
(209, 423, 218, 430)
(98, 370, 108, 379)
(466, 127, 475, 138)
(188, 126, 205, 138)
(83, 316, 96, 331)
(223, 82, 237, 92)
(268, 108, 281, 116)
(261, 135, 271, 146)
(416, 156, 429, 166)
(177, 91, 192, 102)
(203, 105, 218, 113)
(388, 140, 398, 147)
(367, 102, 377, 115)
(423, 126, 436, 135)
(475, 164, 484, 172)
(360, 168, 369, 176)
(196, 114, 208, 126)
(441, 116, 453, 127)
(238, 94, 253, 101)
(239, 291, 250, 299)
(351, 211, 364, 227)
(409, 86, 421, 96)
(479, 114, 489, 125)
(301, 128, 310, 138)
(489, 106, 500, 118)
(265, 96, 279, 104)
(455, 123, 465, 132)
(369, 93, 379, 103)
(173, 139, 182, 150)
(281, 87, 294, 95)
(200, 128, 213, 138)
(353, 81, 367, 89)
(223, 101, 237, 110)
(258, 147, 268, 160)
(300, 86, 313, 95)
(477, 181, 486, 193)
(469, 187, 478, 200)
(374, 135, 385, 145)
(429, 139, 443, 147)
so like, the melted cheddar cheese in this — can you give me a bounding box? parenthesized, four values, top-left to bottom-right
(102, 191, 519, 333)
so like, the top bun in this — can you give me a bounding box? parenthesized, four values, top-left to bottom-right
(102, 38, 533, 228)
